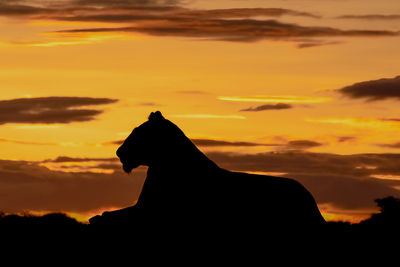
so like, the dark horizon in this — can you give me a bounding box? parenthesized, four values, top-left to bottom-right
(1, 0, 400, 224)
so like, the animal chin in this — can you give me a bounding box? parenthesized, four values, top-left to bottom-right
(122, 162, 140, 173)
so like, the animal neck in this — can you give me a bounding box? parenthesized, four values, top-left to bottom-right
(149, 137, 220, 174)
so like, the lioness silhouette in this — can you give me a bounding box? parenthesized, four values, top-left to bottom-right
(90, 111, 325, 233)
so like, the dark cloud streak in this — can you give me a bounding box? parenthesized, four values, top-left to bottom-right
(106, 137, 321, 149)
(1, 1, 398, 44)
(339, 76, 400, 101)
(42, 156, 118, 163)
(285, 140, 322, 149)
(240, 103, 292, 112)
(207, 151, 400, 210)
(55, 19, 399, 43)
(71, 0, 181, 7)
(0, 96, 118, 124)
(191, 139, 280, 147)
(338, 14, 400, 20)
(0, 3, 51, 15)
(0, 158, 145, 213)
(377, 142, 400, 149)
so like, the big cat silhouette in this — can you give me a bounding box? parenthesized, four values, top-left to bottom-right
(90, 111, 325, 236)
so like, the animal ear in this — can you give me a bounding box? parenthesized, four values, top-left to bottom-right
(148, 111, 164, 121)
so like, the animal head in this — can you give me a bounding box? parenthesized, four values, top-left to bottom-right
(116, 111, 182, 173)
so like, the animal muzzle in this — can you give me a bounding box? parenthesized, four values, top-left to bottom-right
(119, 158, 140, 173)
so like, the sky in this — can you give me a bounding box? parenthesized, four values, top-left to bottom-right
(1, 0, 400, 223)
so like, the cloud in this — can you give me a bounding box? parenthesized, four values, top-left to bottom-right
(191, 139, 280, 147)
(380, 118, 400, 122)
(14, 34, 121, 47)
(337, 14, 400, 20)
(0, 96, 118, 124)
(219, 95, 331, 104)
(0, 138, 56, 146)
(39, 156, 122, 173)
(106, 137, 321, 150)
(184, 8, 320, 19)
(136, 102, 161, 106)
(0, 1, 318, 21)
(206, 151, 400, 211)
(296, 40, 344, 49)
(338, 76, 400, 101)
(285, 140, 323, 149)
(306, 117, 400, 129)
(71, 0, 181, 7)
(0, 158, 146, 214)
(240, 103, 292, 112)
(171, 114, 246, 119)
(42, 156, 117, 163)
(337, 136, 357, 143)
(52, 7, 319, 23)
(2, 150, 400, 218)
(1, 1, 397, 45)
(103, 140, 124, 146)
(377, 142, 400, 149)
(54, 19, 399, 43)
(192, 138, 322, 150)
(0, 3, 49, 16)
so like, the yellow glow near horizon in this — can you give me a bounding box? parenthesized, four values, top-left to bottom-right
(371, 174, 400, 181)
(306, 117, 400, 129)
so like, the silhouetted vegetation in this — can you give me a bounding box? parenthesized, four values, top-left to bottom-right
(1, 196, 399, 242)
(0, 212, 87, 239)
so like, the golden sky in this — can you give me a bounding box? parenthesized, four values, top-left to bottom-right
(1, 0, 400, 223)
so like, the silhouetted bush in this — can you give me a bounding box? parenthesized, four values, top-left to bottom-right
(1, 196, 400, 251)
(0, 212, 87, 240)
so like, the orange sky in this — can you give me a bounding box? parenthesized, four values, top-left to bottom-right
(1, 0, 400, 223)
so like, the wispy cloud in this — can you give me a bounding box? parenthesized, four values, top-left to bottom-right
(337, 136, 357, 143)
(42, 156, 117, 163)
(337, 14, 400, 20)
(377, 141, 400, 149)
(306, 117, 400, 129)
(296, 40, 344, 49)
(219, 95, 331, 104)
(40, 156, 120, 174)
(1, 1, 398, 46)
(207, 151, 400, 211)
(54, 20, 399, 43)
(2, 150, 400, 219)
(284, 140, 323, 150)
(0, 157, 146, 215)
(106, 137, 323, 150)
(51, 7, 319, 23)
(0, 138, 56, 146)
(0, 96, 118, 124)
(171, 114, 246, 119)
(103, 140, 124, 146)
(0, 1, 52, 16)
(136, 102, 161, 106)
(240, 103, 292, 112)
(13, 34, 124, 47)
(191, 138, 280, 147)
